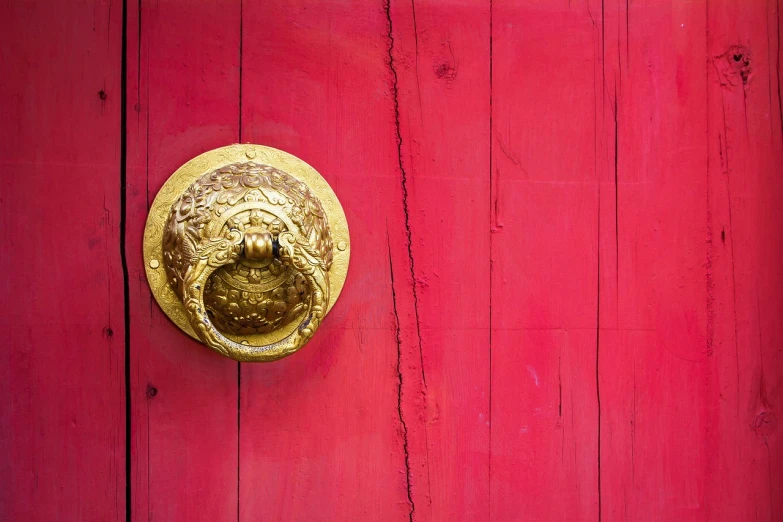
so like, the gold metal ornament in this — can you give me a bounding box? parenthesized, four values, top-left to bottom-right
(143, 144, 350, 362)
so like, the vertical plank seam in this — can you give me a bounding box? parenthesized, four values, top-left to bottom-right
(597, 3, 606, 520)
(766, 0, 775, 143)
(625, 0, 629, 69)
(138, 3, 149, 518)
(614, 5, 620, 319)
(237, 1, 244, 520)
(388, 230, 415, 522)
(595, 188, 602, 522)
(139, 0, 148, 212)
(238, 0, 244, 142)
(487, 0, 494, 518)
(777, 0, 783, 145)
(120, 0, 132, 520)
(601, 0, 605, 85)
(559, 352, 564, 464)
(587, 1, 600, 515)
(236, 358, 241, 522)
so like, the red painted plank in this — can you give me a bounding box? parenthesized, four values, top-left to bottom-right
(599, 4, 715, 520)
(3, 2, 781, 520)
(125, 1, 241, 520)
(116, 3, 780, 521)
(0, 1, 125, 520)
(237, 2, 410, 520)
(389, 1, 492, 519)
(703, 2, 783, 520)
(598, 2, 783, 521)
(490, 2, 600, 519)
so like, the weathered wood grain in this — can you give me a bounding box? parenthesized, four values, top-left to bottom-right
(3, 1, 782, 520)
(490, 2, 600, 519)
(599, 2, 715, 520)
(125, 1, 241, 520)
(703, 1, 783, 520)
(236, 2, 411, 520)
(599, 2, 783, 521)
(0, 1, 125, 520)
(389, 1, 492, 519)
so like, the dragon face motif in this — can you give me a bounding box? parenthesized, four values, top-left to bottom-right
(162, 162, 333, 336)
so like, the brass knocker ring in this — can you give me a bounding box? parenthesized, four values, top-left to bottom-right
(143, 145, 350, 362)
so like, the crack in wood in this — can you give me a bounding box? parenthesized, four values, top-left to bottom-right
(388, 230, 415, 522)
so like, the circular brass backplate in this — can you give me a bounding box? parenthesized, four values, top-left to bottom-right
(143, 144, 350, 349)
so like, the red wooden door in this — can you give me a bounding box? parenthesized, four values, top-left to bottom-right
(2, 1, 783, 521)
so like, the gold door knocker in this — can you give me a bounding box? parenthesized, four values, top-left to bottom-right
(143, 144, 350, 361)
